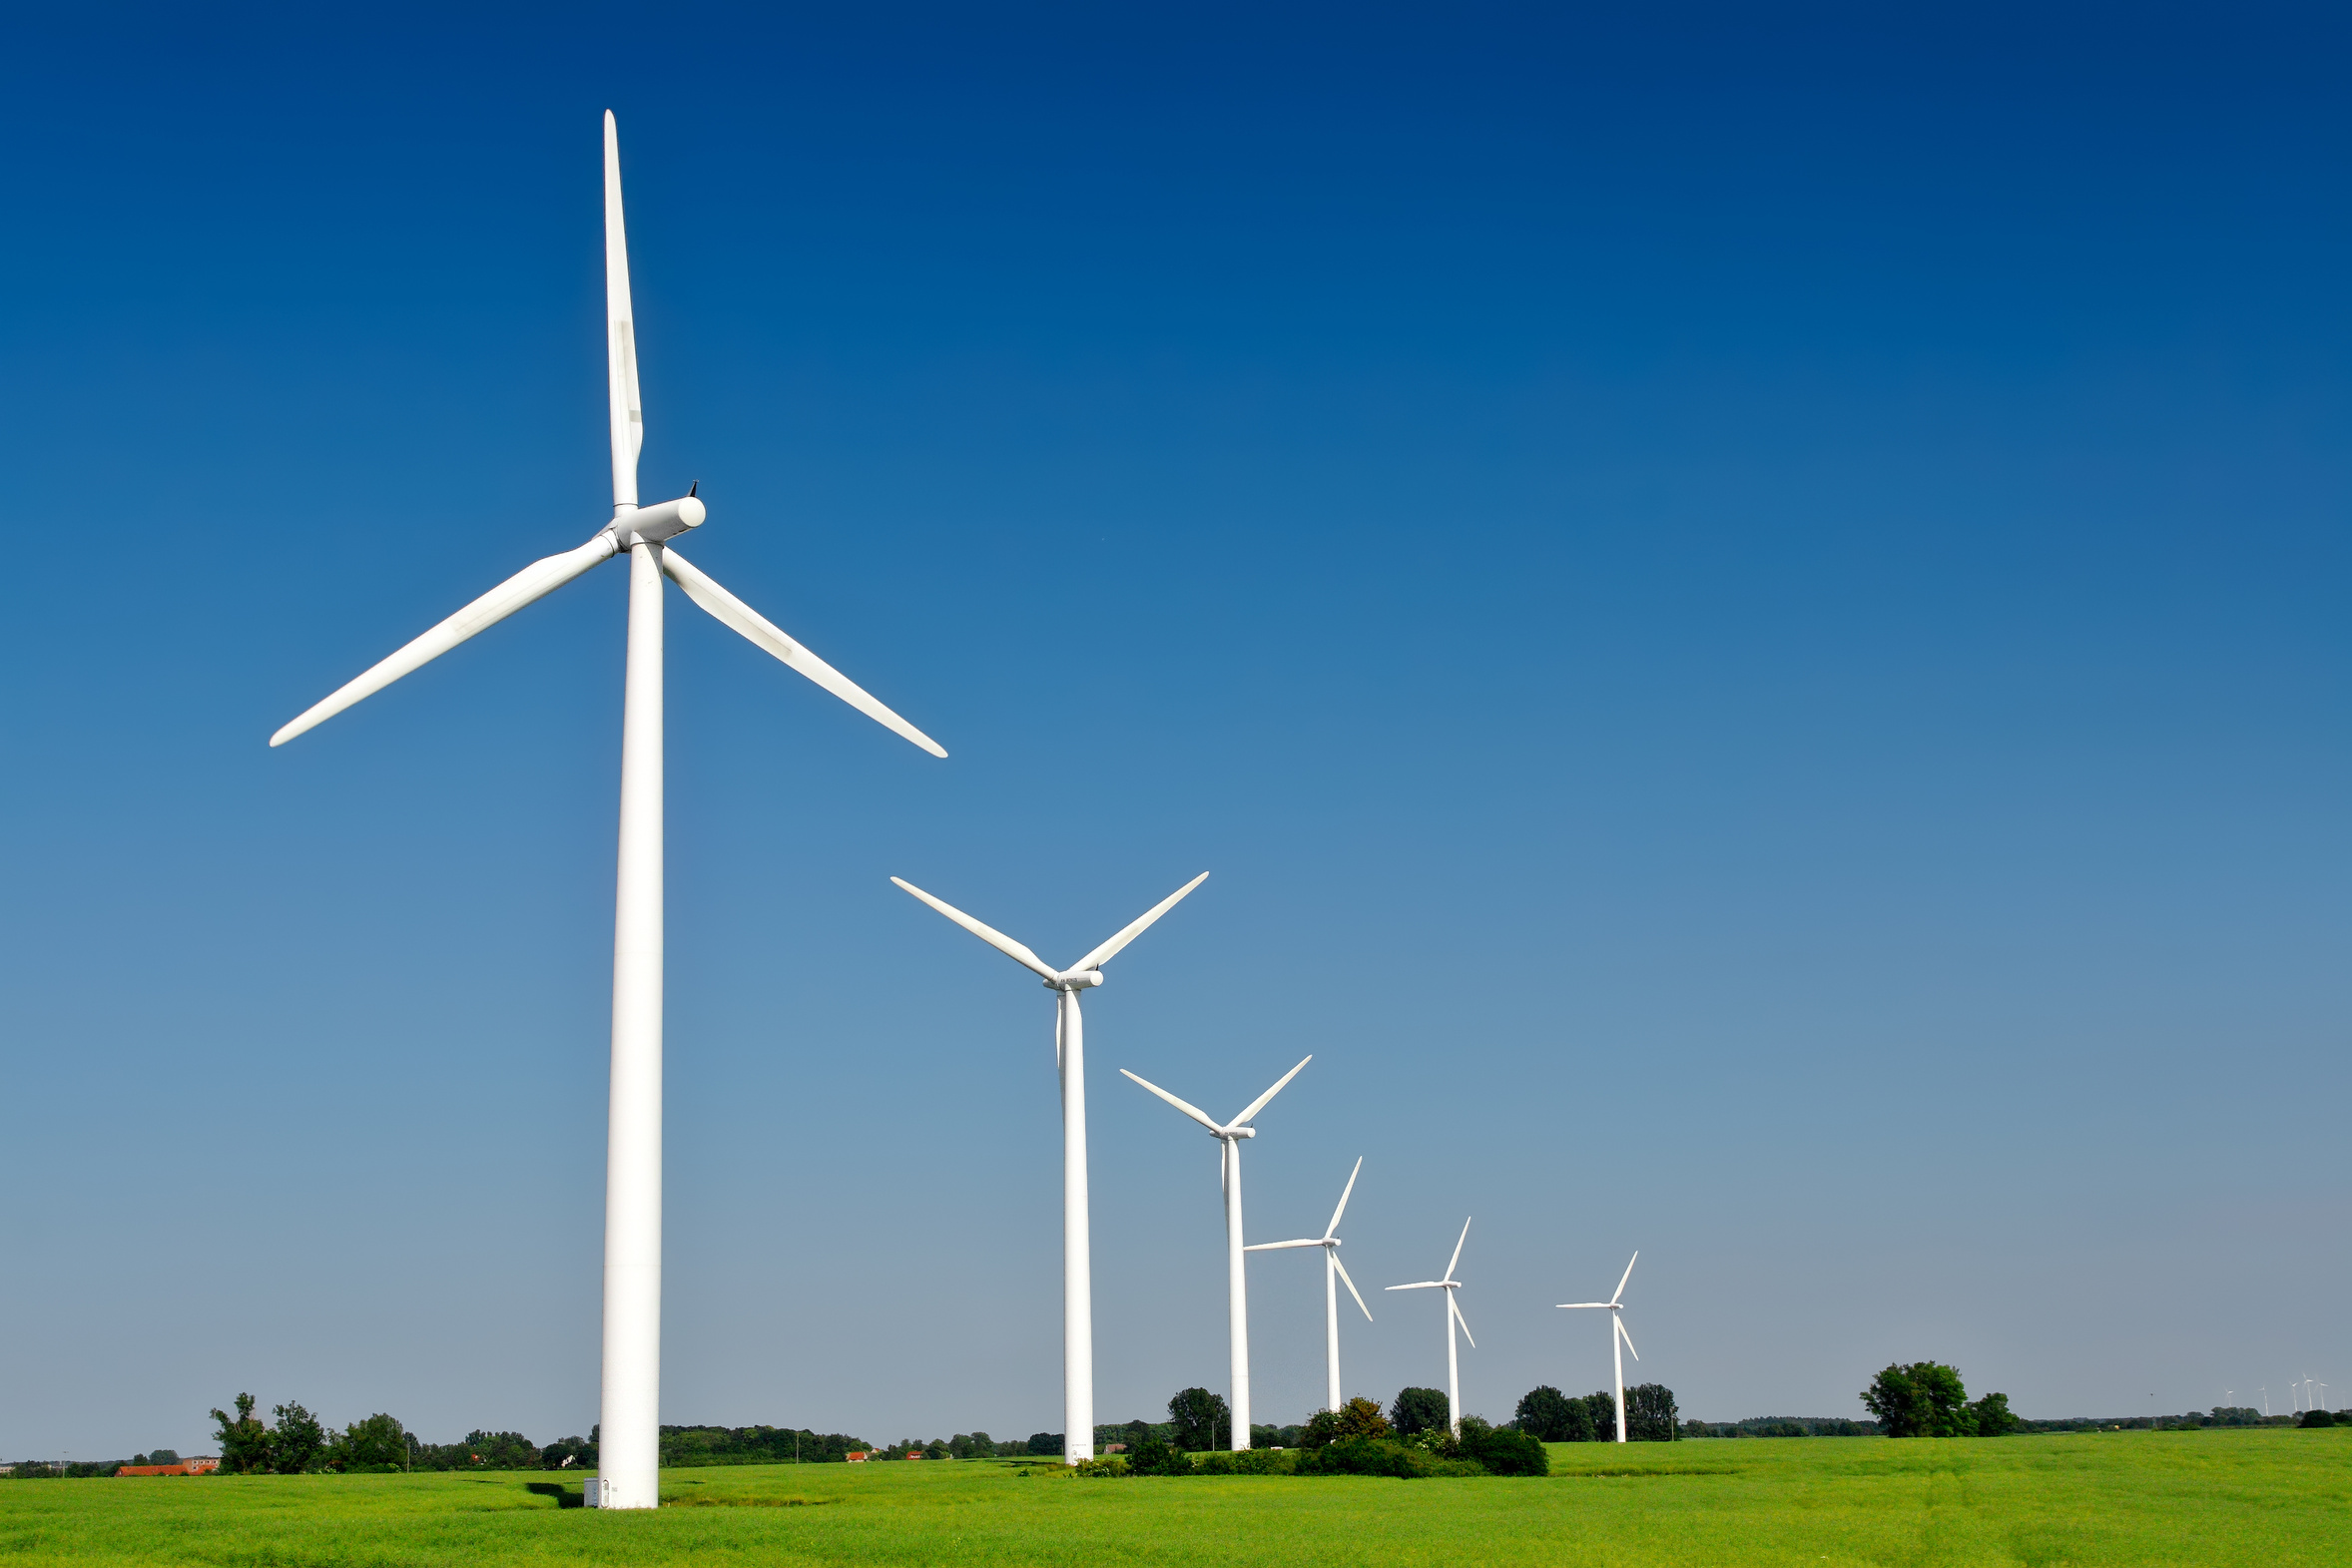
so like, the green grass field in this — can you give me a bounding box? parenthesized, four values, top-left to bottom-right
(3, 1430, 2345, 1566)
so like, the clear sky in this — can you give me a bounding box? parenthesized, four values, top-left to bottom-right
(1, 3, 2346, 1456)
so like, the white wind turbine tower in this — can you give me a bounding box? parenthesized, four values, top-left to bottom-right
(1121, 1057, 1313, 1449)
(1387, 1220, 1476, 1436)
(1559, 1253, 1641, 1442)
(271, 114, 945, 1510)
(891, 872, 1209, 1464)
(1245, 1158, 1375, 1415)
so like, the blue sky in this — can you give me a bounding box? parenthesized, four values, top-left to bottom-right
(1, 2, 2347, 1455)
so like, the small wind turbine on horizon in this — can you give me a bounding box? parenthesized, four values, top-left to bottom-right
(1559, 1253, 1642, 1442)
(1387, 1219, 1475, 1436)
(270, 113, 944, 1510)
(1122, 1056, 1314, 1450)
(891, 872, 1209, 1464)
(1246, 1157, 1375, 1415)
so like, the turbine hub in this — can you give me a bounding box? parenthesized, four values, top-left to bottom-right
(607, 494, 706, 548)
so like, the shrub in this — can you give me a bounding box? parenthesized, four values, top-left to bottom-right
(1294, 1436, 1481, 1478)
(1026, 1432, 1062, 1456)
(1071, 1455, 1130, 1477)
(1194, 1447, 1295, 1475)
(2298, 1409, 2336, 1428)
(1455, 1417, 1549, 1476)
(1125, 1433, 1194, 1475)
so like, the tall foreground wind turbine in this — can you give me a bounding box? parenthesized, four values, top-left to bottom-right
(1245, 1157, 1373, 1414)
(272, 115, 945, 1510)
(1122, 1056, 1313, 1449)
(1387, 1219, 1475, 1436)
(1559, 1253, 1641, 1442)
(892, 872, 1209, 1463)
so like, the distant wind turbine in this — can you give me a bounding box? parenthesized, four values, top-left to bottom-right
(892, 872, 1209, 1463)
(1122, 1057, 1313, 1449)
(1559, 1253, 1642, 1442)
(1387, 1219, 1475, 1436)
(1246, 1158, 1375, 1414)
(271, 113, 944, 1510)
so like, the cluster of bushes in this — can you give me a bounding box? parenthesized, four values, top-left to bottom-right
(1861, 1364, 2019, 1437)
(1068, 1390, 1547, 1479)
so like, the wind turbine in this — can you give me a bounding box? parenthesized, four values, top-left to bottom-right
(1246, 1157, 1374, 1415)
(271, 114, 945, 1510)
(1387, 1219, 1475, 1436)
(891, 872, 1209, 1463)
(1559, 1253, 1641, 1442)
(1121, 1056, 1313, 1449)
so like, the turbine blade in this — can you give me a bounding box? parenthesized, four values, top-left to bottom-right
(271, 534, 617, 747)
(662, 549, 945, 757)
(1445, 1217, 1471, 1282)
(1242, 1239, 1325, 1252)
(1616, 1315, 1639, 1361)
(604, 111, 643, 507)
(1385, 1281, 1445, 1291)
(889, 878, 1057, 980)
(1325, 1156, 1363, 1240)
(1556, 1302, 1611, 1309)
(1067, 872, 1209, 974)
(1450, 1293, 1475, 1349)
(1117, 1068, 1225, 1135)
(1332, 1255, 1374, 1321)
(1611, 1252, 1638, 1306)
(1230, 1056, 1311, 1129)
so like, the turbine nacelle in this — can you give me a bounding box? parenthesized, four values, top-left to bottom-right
(606, 494, 706, 548)
(1045, 968, 1105, 992)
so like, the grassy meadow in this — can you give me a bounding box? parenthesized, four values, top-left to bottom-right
(2, 1428, 2346, 1566)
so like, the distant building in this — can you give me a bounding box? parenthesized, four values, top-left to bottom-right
(846, 1452, 871, 1463)
(113, 1457, 220, 1477)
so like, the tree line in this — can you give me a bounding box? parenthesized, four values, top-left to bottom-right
(194, 1395, 872, 1473)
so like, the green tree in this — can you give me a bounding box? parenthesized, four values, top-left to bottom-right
(1025, 1432, 1061, 1456)
(1627, 1383, 1680, 1441)
(209, 1393, 272, 1475)
(1301, 1397, 1391, 1447)
(1970, 1391, 2019, 1436)
(1168, 1388, 1231, 1451)
(328, 1413, 408, 1471)
(1390, 1386, 1451, 1438)
(1512, 1385, 1590, 1441)
(269, 1402, 328, 1473)
(1863, 1362, 1974, 1437)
